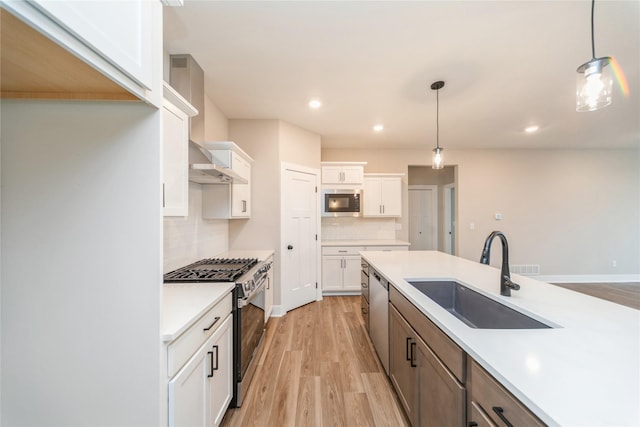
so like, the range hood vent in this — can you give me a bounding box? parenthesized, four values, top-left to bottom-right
(188, 141, 248, 184)
(170, 54, 246, 184)
(169, 54, 204, 145)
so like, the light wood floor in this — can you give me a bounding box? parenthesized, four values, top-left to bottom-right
(221, 296, 410, 427)
(552, 282, 640, 310)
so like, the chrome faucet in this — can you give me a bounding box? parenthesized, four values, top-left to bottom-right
(479, 231, 520, 296)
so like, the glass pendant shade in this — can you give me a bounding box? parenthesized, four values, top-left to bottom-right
(432, 147, 444, 170)
(576, 57, 612, 112)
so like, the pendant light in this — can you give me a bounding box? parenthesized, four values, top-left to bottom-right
(431, 80, 445, 170)
(576, 0, 612, 112)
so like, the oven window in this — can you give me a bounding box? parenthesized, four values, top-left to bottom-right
(239, 289, 265, 377)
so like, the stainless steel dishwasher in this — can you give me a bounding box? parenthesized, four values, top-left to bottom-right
(369, 268, 389, 374)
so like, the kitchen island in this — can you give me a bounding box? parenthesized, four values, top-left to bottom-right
(361, 250, 640, 426)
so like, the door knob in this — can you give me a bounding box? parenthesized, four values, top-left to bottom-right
(287, 245, 293, 250)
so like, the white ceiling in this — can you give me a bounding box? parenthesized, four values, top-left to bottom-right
(163, 1, 640, 150)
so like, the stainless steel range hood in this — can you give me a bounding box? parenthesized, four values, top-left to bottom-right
(188, 141, 247, 184)
(170, 54, 244, 184)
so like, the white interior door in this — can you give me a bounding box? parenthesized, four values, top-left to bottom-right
(282, 166, 318, 312)
(408, 186, 438, 250)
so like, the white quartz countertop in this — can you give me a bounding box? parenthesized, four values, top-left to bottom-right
(162, 283, 234, 342)
(322, 239, 410, 247)
(361, 250, 640, 427)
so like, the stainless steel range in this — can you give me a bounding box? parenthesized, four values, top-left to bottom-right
(164, 257, 272, 407)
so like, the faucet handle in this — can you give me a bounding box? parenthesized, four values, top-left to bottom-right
(503, 276, 521, 291)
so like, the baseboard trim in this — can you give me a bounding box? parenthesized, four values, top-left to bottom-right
(270, 305, 287, 317)
(322, 291, 361, 296)
(537, 274, 640, 283)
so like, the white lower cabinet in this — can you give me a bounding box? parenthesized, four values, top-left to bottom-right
(322, 245, 408, 294)
(322, 246, 364, 293)
(265, 258, 274, 323)
(168, 309, 233, 427)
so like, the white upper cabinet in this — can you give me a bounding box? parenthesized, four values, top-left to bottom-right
(163, 83, 198, 217)
(321, 162, 367, 186)
(201, 142, 253, 219)
(363, 174, 403, 217)
(3, 0, 159, 103)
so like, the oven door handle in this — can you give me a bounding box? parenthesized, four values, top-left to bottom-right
(237, 280, 266, 308)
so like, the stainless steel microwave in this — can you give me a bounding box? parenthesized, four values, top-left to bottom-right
(322, 189, 362, 217)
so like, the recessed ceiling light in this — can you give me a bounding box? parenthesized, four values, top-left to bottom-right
(524, 125, 539, 133)
(308, 99, 322, 109)
(373, 124, 384, 132)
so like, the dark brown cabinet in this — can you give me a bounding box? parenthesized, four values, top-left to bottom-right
(467, 360, 545, 427)
(389, 287, 466, 427)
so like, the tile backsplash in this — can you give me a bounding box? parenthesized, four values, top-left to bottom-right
(321, 217, 397, 240)
(163, 182, 228, 273)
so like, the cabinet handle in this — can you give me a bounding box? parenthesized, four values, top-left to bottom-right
(362, 282, 368, 288)
(212, 345, 219, 371)
(410, 342, 417, 367)
(468, 423, 478, 427)
(492, 407, 514, 427)
(162, 184, 165, 208)
(203, 316, 221, 332)
(207, 346, 219, 377)
(338, 250, 348, 253)
(405, 337, 412, 361)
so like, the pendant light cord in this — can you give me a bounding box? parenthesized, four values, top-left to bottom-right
(591, 0, 596, 59)
(436, 88, 440, 149)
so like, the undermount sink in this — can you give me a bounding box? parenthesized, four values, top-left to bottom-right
(407, 280, 551, 329)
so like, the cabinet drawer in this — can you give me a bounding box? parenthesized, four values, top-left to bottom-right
(470, 360, 545, 427)
(389, 286, 465, 383)
(167, 292, 232, 378)
(364, 245, 408, 251)
(322, 246, 364, 256)
(469, 401, 498, 427)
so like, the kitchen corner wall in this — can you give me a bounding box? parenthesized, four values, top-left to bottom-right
(228, 119, 322, 308)
(322, 147, 640, 278)
(162, 92, 230, 273)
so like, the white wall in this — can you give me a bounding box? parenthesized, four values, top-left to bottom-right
(322, 147, 640, 278)
(228, 119, 321, 307)
(1, 100, 162, 425)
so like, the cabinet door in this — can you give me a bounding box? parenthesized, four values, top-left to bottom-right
(168, 341, 208, 427)
(343, 256, 363, 291)
(322, 256, 345, 291)
(162, 100, 189, 217)
(321, 166, 344, 184)
(389, 305, 419, 427)
(30, 0, 153, 89)
(341, 166, 364, 185)
(231, 183, 250, 218)
(207, 315, 233, 427)
(380, 177, 402, 216)
(265, 269, 274, 322)
(232, 152, 251, 181)
(417, 335, 465, 427)
(363, 177, 383, 216)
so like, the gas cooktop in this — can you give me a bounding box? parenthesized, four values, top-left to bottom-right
(163, 258, 258, 283)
